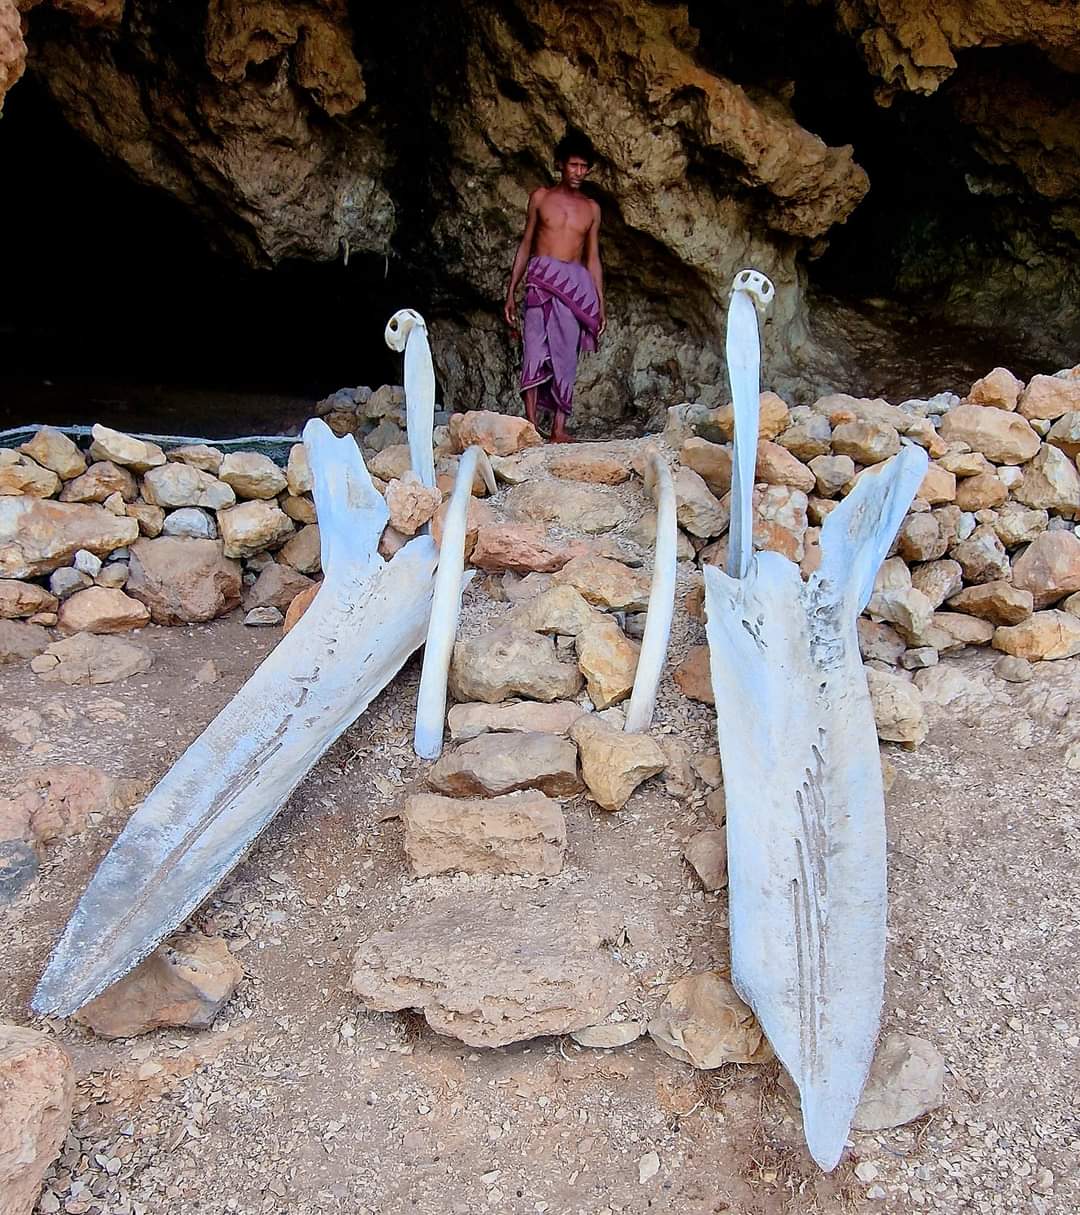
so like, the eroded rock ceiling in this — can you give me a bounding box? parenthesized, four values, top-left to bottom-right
(2, 0, 1079, 427)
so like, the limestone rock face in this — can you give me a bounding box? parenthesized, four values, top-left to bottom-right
(0, 1024, 76, 1215)
(75, 933, 242, 1038)
(126, 537, 242, 624)
(351, 890, 632, 1047)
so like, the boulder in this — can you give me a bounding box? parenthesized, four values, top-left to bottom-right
(852, 1032, 945, 1131)
(938, 404, 1040, 464)
(166, 443, 224, 474)
(58, 460, 137, 504)
(679, 437, 731, 496)
(19, 427, 86, 480)
(470, 524, 571, 574)
(1012, 444, 1080, 516)
(218, 500, 295, 559)
(448, 409, 543, 456)
(865, 667, 927, 745)
(0, 1025, 75, 1215)
(753, 485, 808, 561)
(992, 503, 1048, 547)
(1017, 373, 1080, 421)
(954, 472, 1007, 512)
(243, 562, 315, 612)
(57, 587, 149, 634)
(939, 449, 994, 477)
(449, 627, 582, 703)
(673, 468, 728, 538)
(32, 632, 153, 685)
(896, 513, 946, 563)
(648, 973, 772, 1068)
(569, 714, 666, 811)
(992, 611, 1080, 661)
(867, 587, 935, 643)
(0, 620, 51, 664)
(161, 506, 218, 539)
(384, 473, 441, 536)
(367, 443, 412, 482)
(286, 443, 313, 495)
(447, 699, 585, 741)
(278, 523, 321, 574)
(549, 448, 630, 485)
(402, 791, 566, 877)
(931, 612, 995, 649)
(217, 451, 288, 499)
(674, 644, 714, 704)
(126, 500, 166, 537)
(428, 732, 582, 798)
(509, 584, 603, 637)
(575, 617, 639, 709)
(551, 554, 651, 611)
(946, 581, 1033, 625)
(950, 524, 1010, 584)
(857, 618, 906, 664)
(505, 480, 627, 535)
(88, 424, 166, 472)
(701, 391, 789, 442)
(351, 890, 630, 1047)
(126, 537, 242, 624)
(1046, 411, 1080, 459)
(0, 498, 139, 579)
(809, 453, 856, 498)
(1011, 532, 1080, 607)
(281, 494, 317, 524)
(75, 933, 241, 1039)
(830, 420, 900, 465)
(282, 582, 320, 634)
(683, 829, 727, 891)
(13, 764, 146, 845)
(776, 411, 832, 460)
(964, 366, 1022, 411)
(243, 606, 283, 626)
(0, 451, 61, 498)
(142, 463, 235, 510)
(626, 510, 695, 561)
(917, 462, 957, 504)
(0, 580, 57, 620)
(755, 441, 816, 492)
(430, 495, 495, 559)
(910, 559, 963, 608)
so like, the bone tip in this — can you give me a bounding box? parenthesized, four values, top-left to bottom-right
(730, 269, 775, 313)
(384, 308, 426, 352)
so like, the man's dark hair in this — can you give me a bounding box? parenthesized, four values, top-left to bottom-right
(555, 130, 596, 167)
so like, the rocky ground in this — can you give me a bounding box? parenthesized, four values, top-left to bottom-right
(2, 382, 1079, 1215)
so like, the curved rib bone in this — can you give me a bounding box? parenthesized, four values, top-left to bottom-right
(623, 445, 677, 734)
(32, 419, 439, 1017)
(385, 308, 436, 490)
(414, 444, 496, 759)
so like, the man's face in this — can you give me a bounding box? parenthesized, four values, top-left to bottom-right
(558, 156, 591, 189)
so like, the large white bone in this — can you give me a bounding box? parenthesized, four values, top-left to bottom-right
(706, 269, 927, 1171)
(385, 308, 437, 490)
(414, 443, 496, 759)
(32, 419, 439, 1017)
(623, 445, 677, 734)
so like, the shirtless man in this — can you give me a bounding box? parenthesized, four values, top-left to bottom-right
(504, 132, 606, 443)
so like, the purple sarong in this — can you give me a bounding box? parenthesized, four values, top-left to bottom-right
(520, 256, 601, 417)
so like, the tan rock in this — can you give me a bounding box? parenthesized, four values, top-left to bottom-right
(0, 1024, 75, 1215)
(142, 463, 235, 510)
(938, 449, 993, 477)
(776, 411, 832, 461)
(286, 443, 313, 495)
(1017, 373, 1080, 421)
(917, 463, 957, 504)
(874, 557, 912, 593)
(449, 627, 582, 703)
(76, 933, 241, 1039)
(702, 392, 789, 442)
(282, 582, 320, 634)
(648, 972, 772, 1068)
(88, 424, 166, 472)
(0, 451, 60, 499)
(1012, 444, 1080, 516)
(16, 764, 146, 845)
(351, 889, 630, 1048)
(57, 587, 149, 635)
(866, 667, 927, 745)
(992, 503, 1048, 547)
(575, 616, 639, 709)
(867, 586, 934, 643)
(992, 611, 1080, 661)
(954, 472, 1007, 511)
(0, 620, 51, 664)
(830, 420, 900, 465)
(0, 580, 57, 620)
(165, 443, 224, 474)
(428, 732, 582, 798)
(950, 524, 1010, 584)
(945, 581, 1033, 626)
(570, 1022, 643, 1049)
(753, 485, 807, 561)
(430, 495, 495, 560)
(510, 584, 603, 636)
(1046, 411, 1080, 460)
(1011, 532, 1080, 607)
(218, 500, 295, 559)
(755, 440, 816, 492)
(447, 699, 585, 740)
(470, 524, 571, 574)
(551, 554, 651, 611)
(896, 513, 946, 563)
(281, 494, 317, 525)
(569, 714, 665, 811)
(938, 404, 1040, 464)
(19, 427, 87, 480)
(683, 829, 727, 891)
(244, 562, 315, 612)
(910, 559, 963, 608)
(857, 618, 906, 663)
(679, 437, 731, 496)
(275, 523, 320, 574)
(674, 644, 714, 704)
(59, 460, 137, 504)
(126, 537, 242, 624)
(964, 366, 1022, 411)
(549, 448, 629, 485)
(34, 632, 152, 686)
(673, 468, 727, 539)
(625, 510, 695, 561)
(809, 453, 856, 498)
(218, 451, 288, 500)
(853, 1033, 945, 1131)
(126, 500, 165, 537)
(367, 443, 412, 482)
(0, 498, 138, 580)
(505, 480, 626, 535)
(384, 473, 441, 536)
(402, 791, 566, 877)
(448, 410, 543, 456)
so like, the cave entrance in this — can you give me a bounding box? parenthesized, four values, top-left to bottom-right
(0, 76, 409, 438)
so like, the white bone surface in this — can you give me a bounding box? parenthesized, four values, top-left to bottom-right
(385, 308, 436, 490)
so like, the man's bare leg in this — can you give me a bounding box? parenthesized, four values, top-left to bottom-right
(551, 411, 573, 443)
(524, 387, 539, 429)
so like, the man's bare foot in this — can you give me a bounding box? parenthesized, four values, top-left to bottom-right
(551, 417, 573, 443)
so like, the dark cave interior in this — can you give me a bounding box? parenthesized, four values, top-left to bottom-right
(1, 2, 1076, 435)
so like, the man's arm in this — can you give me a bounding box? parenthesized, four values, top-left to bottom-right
(504, 189, 543, 328)
(586, 201, 605, 337)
